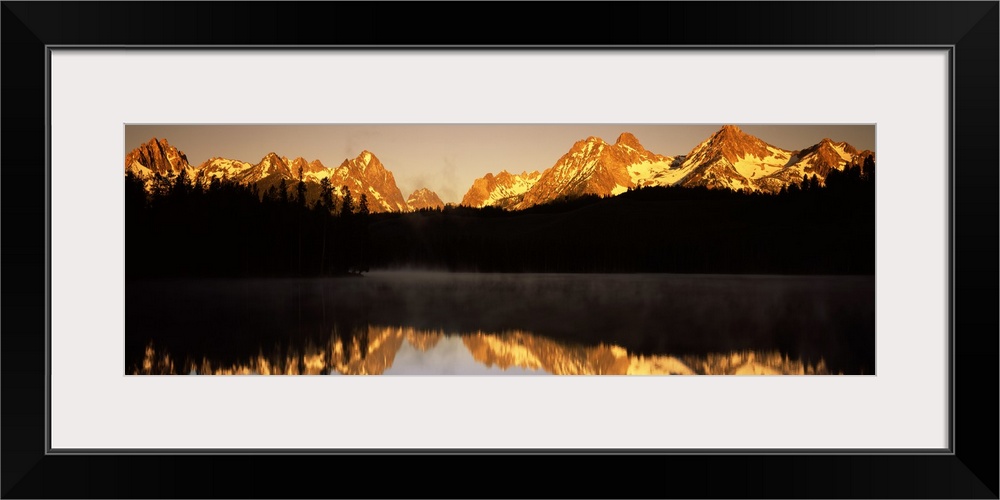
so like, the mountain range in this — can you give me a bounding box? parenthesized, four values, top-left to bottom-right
(126, 139, 415, 213)
(463, 126, 874, 209)
(124, 125, 874, 212)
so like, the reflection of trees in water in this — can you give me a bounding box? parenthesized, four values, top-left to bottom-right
(126, 274, 873, 375)
(680, 351, 829, 375)
(131, 327, 832, 375)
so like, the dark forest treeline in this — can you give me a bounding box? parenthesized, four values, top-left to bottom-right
(368, 159, 876, 274)
(126, 170, 371, 279)
(126, 158, 875, 277)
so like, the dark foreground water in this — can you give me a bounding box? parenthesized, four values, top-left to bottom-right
(126, 271, 875, 375)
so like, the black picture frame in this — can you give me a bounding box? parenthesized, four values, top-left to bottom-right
(2, 2, 996, 498)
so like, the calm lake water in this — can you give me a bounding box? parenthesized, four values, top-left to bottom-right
(126, 271, 875, 375)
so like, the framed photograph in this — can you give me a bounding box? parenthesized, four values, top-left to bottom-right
(3, 2, 996, 498)
(121, 121, 878, 380)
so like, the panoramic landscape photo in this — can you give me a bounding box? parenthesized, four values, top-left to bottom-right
(125, 124, 876, 375)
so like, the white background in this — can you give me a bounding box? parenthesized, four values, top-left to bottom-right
(49, 50, 949, 450)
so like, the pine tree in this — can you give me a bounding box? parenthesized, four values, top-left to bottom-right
(862, 155, 876, 182)
(358, 193, 370, 216)
(151, 172, 171, 199)
(278, 178, 289, 205)
(171, 169, 191, 204)
(296, 167, 307, 208)
(825, 168, 842, 191)
(194, 170, 207, 193)
(340, 186, 353, 216)
(263, 185, 278, 203)
(125, 170, 148, 211)
(319, 178, 334, 212)
(357, 193, 371, 273)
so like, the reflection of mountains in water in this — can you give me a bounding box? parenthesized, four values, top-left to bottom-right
(133, 327, 831, 375)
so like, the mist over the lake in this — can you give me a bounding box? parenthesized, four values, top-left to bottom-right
(126, 271, 874, 375)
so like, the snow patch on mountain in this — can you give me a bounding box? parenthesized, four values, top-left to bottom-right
(461, 170, 542, 208)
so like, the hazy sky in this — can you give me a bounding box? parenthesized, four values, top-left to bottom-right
(125, 124, 875, 204)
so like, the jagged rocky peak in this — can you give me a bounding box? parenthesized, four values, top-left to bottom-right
(800, 137, 850, 157)
(333, 150, 408, 213)
(516, 131, 663, 209)
(285, 156, 322, 176)
(406, 188, 445, 211)
(699, 124, 771, 162)
(261, 152, 284, 163)
(235, 152, 292, 184)
(461, 169, 542, 208)
(125, 136, 191, 176)
(838, 141, 860, 155)
(342, 150, 385, 172)
(147, 137, 175, 153)
(816, 137, 857, 154)
(711, 124, 753, 143)
(615, 132, 644, 150)
(572, 136, 606, 149)
(358, 150, 376, 165)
